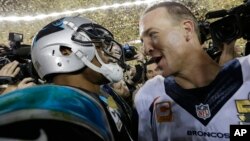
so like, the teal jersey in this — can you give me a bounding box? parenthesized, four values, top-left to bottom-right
(0, 85, 113, 141)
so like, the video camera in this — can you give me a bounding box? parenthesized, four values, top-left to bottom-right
(8, 32, 31, 58)
(199, 0, 250, 44)
(0, 33, 39, 84)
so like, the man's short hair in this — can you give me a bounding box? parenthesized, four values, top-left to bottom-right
(143, 1, 201, 43)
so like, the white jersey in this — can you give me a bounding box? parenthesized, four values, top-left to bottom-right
(135, 55, 250, 141)
(134, 75, 165, 141)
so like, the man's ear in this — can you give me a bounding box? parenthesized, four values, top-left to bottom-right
(182, 20, 194, 41)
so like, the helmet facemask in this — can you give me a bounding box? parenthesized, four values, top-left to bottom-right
(66, 21, 126, 83)
(72, 23, 125, 65)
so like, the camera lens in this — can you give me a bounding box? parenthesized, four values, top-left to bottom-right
(210, 15, 241, 43)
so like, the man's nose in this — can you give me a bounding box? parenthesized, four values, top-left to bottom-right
(143, 43, 153, 56)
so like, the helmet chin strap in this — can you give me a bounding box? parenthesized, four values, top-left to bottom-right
(72, 48, 123, 83)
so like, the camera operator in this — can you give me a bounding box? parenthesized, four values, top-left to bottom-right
(0, 33, 41, 95)
(0, 61, 36, 95)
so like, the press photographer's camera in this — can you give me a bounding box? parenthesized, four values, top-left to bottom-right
(123, 44, 137, 61)
(200, 0, 250, 43)
(7, 32, 31, 59)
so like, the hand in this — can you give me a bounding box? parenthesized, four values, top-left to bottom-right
(0, 77, 36, 95)
(0, 44, 10, 54)
(17, 77, 36, 89)
(218, 40, 237, 65)
(0, 61, 20, 77)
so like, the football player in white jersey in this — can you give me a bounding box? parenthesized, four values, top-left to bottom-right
(136, 1, 250, 141)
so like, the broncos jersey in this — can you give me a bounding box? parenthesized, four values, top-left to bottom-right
(134, 75, 165, 141)
(0, 85, 133, 141)
(135, 55, 250, 141)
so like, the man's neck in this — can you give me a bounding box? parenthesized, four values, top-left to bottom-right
(53, 74, 101, 94)
(174, 52, 221, 89)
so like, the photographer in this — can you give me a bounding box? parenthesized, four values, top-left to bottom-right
(200, 0, 250, 65)
(135, 1, 250, 141)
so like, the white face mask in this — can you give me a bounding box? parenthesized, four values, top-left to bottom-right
(99, 62, 124, 83)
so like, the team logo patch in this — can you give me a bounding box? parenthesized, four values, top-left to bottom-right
(235, 92, 250, 125)
(196, 103, 211, 120)
(155, 101, 172, 122)
(33, 18, 65, 43)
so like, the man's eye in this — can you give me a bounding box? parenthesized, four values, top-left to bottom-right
(149, 32, 156, 37)
(149, 32, 158, 39)
(147, 70, 153, 73)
